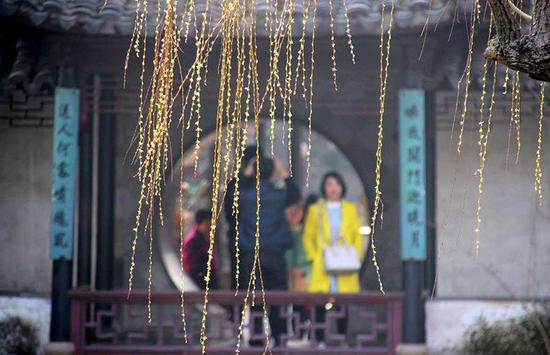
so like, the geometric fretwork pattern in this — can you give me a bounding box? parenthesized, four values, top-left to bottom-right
(71, 290, 402, 355)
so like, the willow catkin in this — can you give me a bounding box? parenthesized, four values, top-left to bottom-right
(340, 0, 355, 64)
(505, 71, 520, 168)
(535, 83, 545, 203)
(474, 61, 497, 255)
(328, 0, 338, 91)
(513, 71, 521, 164)
(457, 0, 480, 154)
(473, 23, 493, 254)
(305, 0, 317, 187)
(284, 0, 296, 173)
(369, 0, 395, 294)
(127, 0, 149, 299)
(199, 101, 223, 354)
(502, 67, 509, 94)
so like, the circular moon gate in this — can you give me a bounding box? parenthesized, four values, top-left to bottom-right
(157, 120, 369, 292)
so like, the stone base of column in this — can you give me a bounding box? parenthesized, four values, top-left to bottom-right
(396, 343, 428, 355)
(43, 342, 75, 355)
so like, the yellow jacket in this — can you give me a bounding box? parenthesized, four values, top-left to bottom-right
(303, 200, 364, 293)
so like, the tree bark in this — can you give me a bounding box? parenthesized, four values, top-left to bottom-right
(484, 0, 550, 82)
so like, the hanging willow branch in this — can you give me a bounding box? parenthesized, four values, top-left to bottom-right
(484, 0, 550, 82)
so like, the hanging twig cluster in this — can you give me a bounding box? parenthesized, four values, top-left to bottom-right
(123, 0, 389, 353)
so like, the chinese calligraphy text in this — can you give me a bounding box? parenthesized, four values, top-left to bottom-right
(50, 87, 79, 260)
(399, 89, 427, 260)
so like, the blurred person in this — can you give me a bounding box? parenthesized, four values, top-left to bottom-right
(238, 156, 300, 345)
(284, 194, 318, 342)
(285, 202, 308, 291)
(224, 146, 260, 290)
(303, 172, 364, 344)
(285, 194, 318, 291)
(182, 209, 218, 289)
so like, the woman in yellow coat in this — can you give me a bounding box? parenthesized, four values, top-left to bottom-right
(303, 172, 364, 294)
(303, 172, 364, 344)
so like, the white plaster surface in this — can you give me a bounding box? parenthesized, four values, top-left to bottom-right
(0, 123, 53, 293)
(0, 296, 51, 346)
(435, 92, 550, 299)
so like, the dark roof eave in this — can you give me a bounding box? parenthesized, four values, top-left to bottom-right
(0, 0, 458, 37)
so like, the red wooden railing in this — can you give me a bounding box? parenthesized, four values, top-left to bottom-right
(70, 289, 402, 355)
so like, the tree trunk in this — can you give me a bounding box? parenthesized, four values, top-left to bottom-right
(484, 0, 550, 82)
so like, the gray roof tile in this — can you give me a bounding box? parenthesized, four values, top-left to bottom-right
(1, 0, 456, 36)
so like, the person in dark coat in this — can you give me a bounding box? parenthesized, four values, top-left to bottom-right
(238, 156, 301, 345)
(182, 209, 218, 289)
(224, 146, 259, 290)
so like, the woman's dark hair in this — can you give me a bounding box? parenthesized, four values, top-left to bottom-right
(320, 171, 347, 199)
(195, 209, 212, 224)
